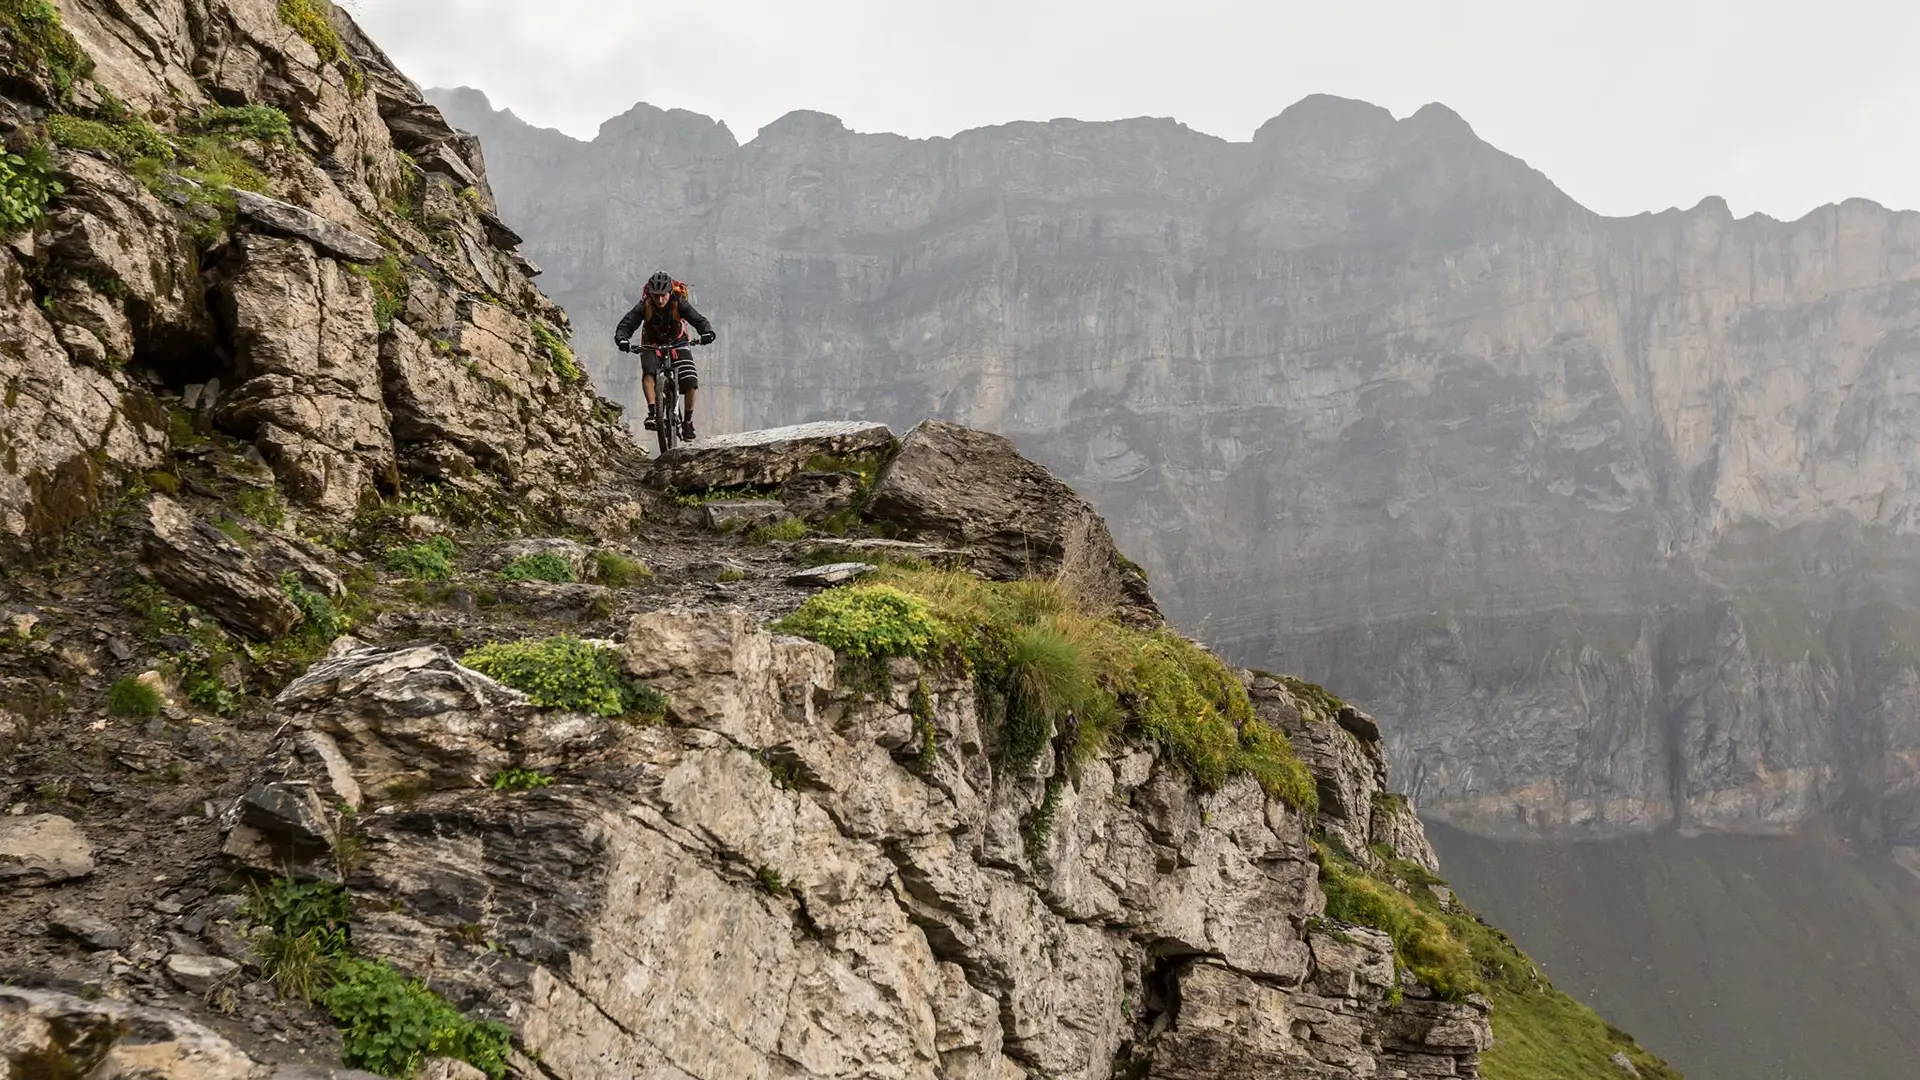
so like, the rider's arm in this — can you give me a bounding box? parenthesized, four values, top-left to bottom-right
(679, 300, 715, 341)
(613, 298, 646, 348)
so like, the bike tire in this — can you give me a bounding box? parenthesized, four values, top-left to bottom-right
(656, 380, 678, 456)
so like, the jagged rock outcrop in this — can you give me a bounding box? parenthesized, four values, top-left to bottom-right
(435, 87, 1920, 845)
(0, 0, 646, 554)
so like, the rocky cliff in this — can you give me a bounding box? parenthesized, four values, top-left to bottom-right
(0, 4, 1673, 1078)
(431, 88, 1920, 847)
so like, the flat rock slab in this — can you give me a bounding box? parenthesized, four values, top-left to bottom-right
(165, 953, 242, 994)
(233, 189, 386, 263)
(0, 814, 95, 885)
(703, 500, 791, 532)
(0, 985, 269, 1077)
(47, 905, 125, 951)
(141, 495, 301, 641)
(788, 562, 876, 587)
(649, 421, 894, 493)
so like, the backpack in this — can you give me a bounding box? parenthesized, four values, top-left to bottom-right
(671, 279, 691, 304)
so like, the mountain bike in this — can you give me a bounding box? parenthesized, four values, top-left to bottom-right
(628, 339, 705, 456)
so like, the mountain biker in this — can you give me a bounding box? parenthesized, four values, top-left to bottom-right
(613, 270, 715, 442)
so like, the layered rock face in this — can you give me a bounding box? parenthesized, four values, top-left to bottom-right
(434, 88, 1920, 841)
(0, 0, 644, 558)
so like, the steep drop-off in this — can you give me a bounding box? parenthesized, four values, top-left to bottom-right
(432, 87, 1920, 845)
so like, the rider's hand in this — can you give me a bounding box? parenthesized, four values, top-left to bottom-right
(615, 341, 633, 353)
(698, 331, 716, 346)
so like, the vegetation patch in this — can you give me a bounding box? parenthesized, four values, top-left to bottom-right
(0, 143, 62, 236)
(461, 635, 668, 720)
(349, 255, 409, 331)
(498, 551, 575, 583)
(385, 536, 458, 582)
(237, 487, 286, 528)
(185, 104, 296, 147)
(592, 549, 651, 586)
(748, 517, 808, 543)
(0, 0, 95, 105)
(46, 113, 171, 164)
(105, 675, 162, 718)
(275, 0, 365, 95)
(246, 878, 513, 1077)
(530, 321, 581, 381)
(775, 569, 1316, 810)
(282, 574, 346, 641)
(489, 767, 554, 792)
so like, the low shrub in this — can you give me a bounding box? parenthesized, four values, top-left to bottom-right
(747, 517, 808, 543)
(461, 635, 668, 719)
(46, 113, 170, 164)
(321, 957, 513, 1079)
(185, 104, 295, 147)
(385, 536, 458, 581)
(498, 551, 575, 584)
(0, 143, 62, 235)
(282, 574, 347, 641)
(105, 675, 162, 718)
(773, 584, 948, 663)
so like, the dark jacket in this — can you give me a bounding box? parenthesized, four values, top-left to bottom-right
(614, 293, 714, 349)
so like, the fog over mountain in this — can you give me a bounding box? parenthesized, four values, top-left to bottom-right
(432, 85, 1920, 1080)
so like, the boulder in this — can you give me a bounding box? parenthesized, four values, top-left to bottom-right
(140, 495, 301, 641)
(648, 420, 895, 492)
(231, 190, 387, 263)
(779, 470, 863, 522)
(271, 645, 614, 796)
(0, 986, 261, 1079)
(863, 420, 1158, 621)
(0, 814, 96, 885)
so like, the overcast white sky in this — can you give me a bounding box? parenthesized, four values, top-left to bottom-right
(346, 0, 1918, 221)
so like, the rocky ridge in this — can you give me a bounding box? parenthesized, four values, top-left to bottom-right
(0, 4, 1672, 1079)
(431, 86, 1920, 845)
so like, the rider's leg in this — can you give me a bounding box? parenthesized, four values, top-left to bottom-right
(641, 372, 657, 407)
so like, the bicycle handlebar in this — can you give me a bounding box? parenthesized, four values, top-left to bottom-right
(621, 339, 708, 354)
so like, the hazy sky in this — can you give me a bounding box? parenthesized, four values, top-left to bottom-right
(345, 0, 1919, 221)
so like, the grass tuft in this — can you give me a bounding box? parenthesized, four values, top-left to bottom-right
(592, 549, 651, 586)
(490, 767, 554, 792)
(748, 517, 808, 543)
(530, 321, 581, 381)
(105, 676, 162, 718)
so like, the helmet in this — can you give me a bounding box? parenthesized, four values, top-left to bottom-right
(643, 271, 676, 297)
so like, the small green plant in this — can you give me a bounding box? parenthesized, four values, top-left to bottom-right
(755, 866, 790, 897)
(321, 957, 513, 1079)
(498, 551, 576, 584)
(385, 536, 458, 581)
(773, 584, 948, 663)
(185, 104, 296, 147)
(748, 517, 808, 543)
(105, 676, 162, 718)
(489, 767, 554, 792)
(0, 143, 62, 235)
(237, 487, 286, 528)
(282, 574, 348, 640)
(212, 517, 255, 550)
(529, 321, 581, 381)
(348, 254, 408, 331)
(717, 567, 746, 584)
(1021, 774, 1067, 865)
(461, 635, 669, 719)
(592, 549, 651, 586)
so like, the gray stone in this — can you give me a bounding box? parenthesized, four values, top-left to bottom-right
(0, 985, 261, 1078)
(701, 500, 791, 533)
(0, 814, 95, 885)
(139, 495, 301, 641)
(46, 905, 126, 951)
(164, 953, 241, 994)
(779, 470, 863, 522)
(239, 781, 334, 849)
(231, 189, 387, 263)
(787, 562, 875, 586)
